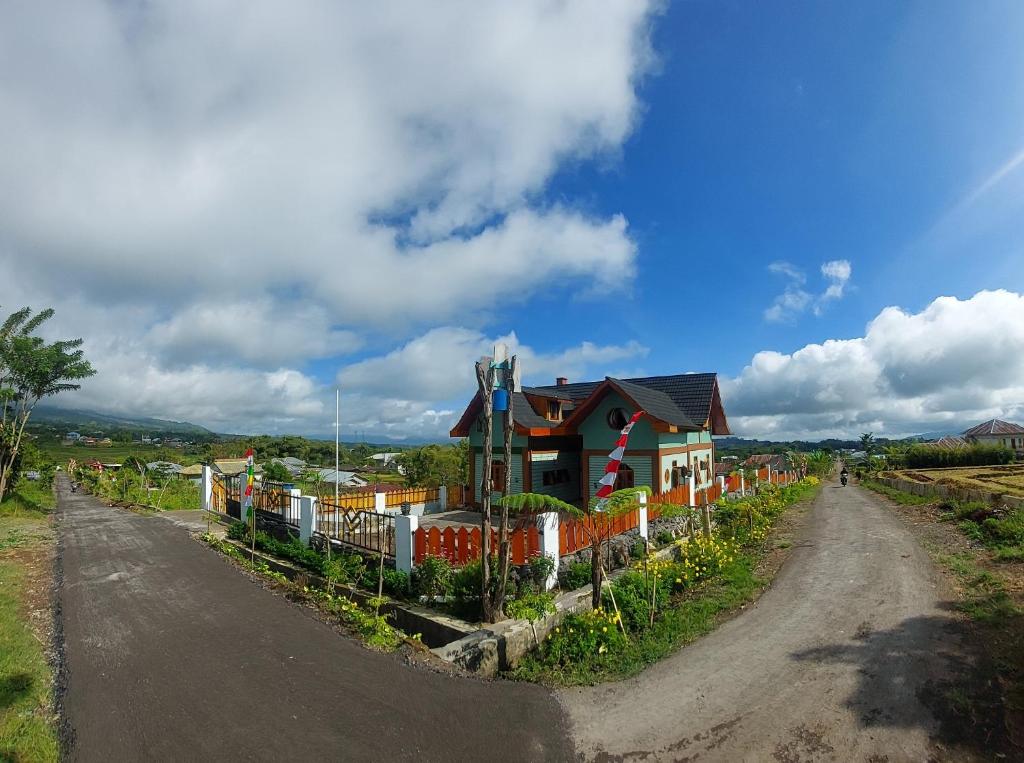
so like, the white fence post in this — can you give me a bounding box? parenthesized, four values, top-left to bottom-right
(201, 466, 212, 511)
(688, 475, 696, 507)
(438, 485, 448, 512)
(374, 491, 386, 513)
(299, 495, 318, 545)
(395, 514, 418, 576)
(638, 492, 648, 541)
(536, 511, 560, 591)
(717, 475, 726, 496)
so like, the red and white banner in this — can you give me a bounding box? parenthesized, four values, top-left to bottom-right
(595, 410, 645, 501)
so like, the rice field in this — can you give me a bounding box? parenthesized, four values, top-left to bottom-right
(893, 464, 1024, 498)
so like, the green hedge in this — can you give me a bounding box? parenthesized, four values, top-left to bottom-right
(904, 443, 1013, 469)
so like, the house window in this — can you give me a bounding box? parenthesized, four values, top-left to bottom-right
(607, 407, 629, 430)
(490, 461, 506, 490)
(542, 468, 571, 486)
(614, 463, 634, 490)
(547, 400, 562, 422)
(672, 465, 688, 488)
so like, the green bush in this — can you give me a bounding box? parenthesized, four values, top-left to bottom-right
(505, 591, 556, 622)
(538, 608, 627, 669)
(560, 560, 592, 591)
(227, 521, 248, 541)
(527, 553, 555, 590)
(904, 443, 1013, 469)
(412, 555, 453, 599)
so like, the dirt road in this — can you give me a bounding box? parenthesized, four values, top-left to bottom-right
(559, 477, 994, 761)
(55, 477, 572, 762)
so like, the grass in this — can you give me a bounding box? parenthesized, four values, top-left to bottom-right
(510, 553, 761, 685)
(936, 552, 1021, 625)
(509, 480, 820, 685)
(860, 478, 934, 505)
(0, 482, 58, 762)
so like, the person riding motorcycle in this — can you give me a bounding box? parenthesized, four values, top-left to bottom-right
(840, 466, 849, 486)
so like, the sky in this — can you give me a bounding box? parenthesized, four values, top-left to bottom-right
(2, 1, 1024, 442)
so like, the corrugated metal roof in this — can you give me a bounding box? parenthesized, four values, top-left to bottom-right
(962, 419, 1024, 437)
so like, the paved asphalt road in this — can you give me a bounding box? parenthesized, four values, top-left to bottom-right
(559, 477, 991, 761)
(58, 474, 990, 762)
(55, 477, 572, 762)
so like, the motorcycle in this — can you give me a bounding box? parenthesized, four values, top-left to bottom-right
(840, 473, 848, 487)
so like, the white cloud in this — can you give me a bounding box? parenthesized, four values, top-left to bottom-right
(0, 1, 660, 434)
(819, 259, 852, 303)
(727, 289, 1024, 439)
(337, 326, 649, 438)
(0, 1, 655, 329)
(764, 259, 853, 322)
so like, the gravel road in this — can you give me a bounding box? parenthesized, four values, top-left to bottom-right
(559, 477, 992, 761)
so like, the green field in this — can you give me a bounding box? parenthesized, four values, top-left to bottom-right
(36, 442, 198, 467)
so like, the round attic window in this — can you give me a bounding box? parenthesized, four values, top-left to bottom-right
(606, 407, 629, 430)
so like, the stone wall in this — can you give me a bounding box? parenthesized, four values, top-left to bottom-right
(875, 476, 1024, 509)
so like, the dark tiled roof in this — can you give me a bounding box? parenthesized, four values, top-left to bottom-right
(510, 391, 553, 429)
(610, 378, 698, 428)
(962, 419, 1024, 437)
(530, 373, 719, 428)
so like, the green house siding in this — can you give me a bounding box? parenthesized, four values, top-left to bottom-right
(577, 392, 658, 451)
(587, 454, 653, 500)
(530, 450, 581, 503)
(473, 448, 524, 503)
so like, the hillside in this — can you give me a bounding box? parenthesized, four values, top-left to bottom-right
(27, 405, 215, 440)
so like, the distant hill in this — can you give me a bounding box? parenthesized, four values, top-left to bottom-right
(27, 405, 215, 439)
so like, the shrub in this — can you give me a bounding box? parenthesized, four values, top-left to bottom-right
(607, 568, 669, 631)
(227, 521, 248, 541)
(560, 560, 592, 591)
(539, 608, 627, 668)
(412, 555, 453, 599)
(527, 553, 555, 590)
(674, 535, 736, 587)
(505, 591, 556, 622)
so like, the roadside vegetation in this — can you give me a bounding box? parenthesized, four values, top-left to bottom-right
(0, 469, 58, 762)
(861, 480, 1024, 725)
(509, 478, 822, 685)
(75, 462, 200, 511)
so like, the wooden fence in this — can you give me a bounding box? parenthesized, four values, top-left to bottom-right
(413, 523, 541, 565)
(311, 484, 466, 512)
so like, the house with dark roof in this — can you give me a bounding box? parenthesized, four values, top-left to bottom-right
(450, 372, 730, 508)
(962, 419, 1024, 454)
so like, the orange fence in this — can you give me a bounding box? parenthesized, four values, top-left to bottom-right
(559, 508, 642, 555)
(317, 484, 466, 512)
(414, 523, 541, 565)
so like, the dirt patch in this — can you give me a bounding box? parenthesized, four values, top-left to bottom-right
(753, 494, 817, 583)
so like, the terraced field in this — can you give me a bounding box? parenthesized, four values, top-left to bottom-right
(893, 464, 1024, 497)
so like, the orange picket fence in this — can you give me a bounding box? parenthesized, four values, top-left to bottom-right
(413, 523, 541, 566)
(559, 508, 642, 555)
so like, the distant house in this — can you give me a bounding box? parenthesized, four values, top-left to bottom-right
(66, 431, 81, 441)
(370, 452, 401, 468)
(270, 456, 307, 477)
(178, 464, 204, 483)
(212, 459, 255, 478)
(742, 454, 789, 472)
(146, 461, 183, 476)
(311, 468, 369, 488)
(931, 435, 967, 450)
(451, 372, 730, 508)
(962, 419, 1024, 455)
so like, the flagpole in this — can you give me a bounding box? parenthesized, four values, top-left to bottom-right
(335, 388, 340, 506)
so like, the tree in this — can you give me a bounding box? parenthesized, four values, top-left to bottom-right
(397, 442, 468, 487)
(0, 307, 95, 499)
(859, 432, 875, 455)
(261, 460, 292, 483)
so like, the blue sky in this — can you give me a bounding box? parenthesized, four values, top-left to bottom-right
(3, 2, 1024, 440)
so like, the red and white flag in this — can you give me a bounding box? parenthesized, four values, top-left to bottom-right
(595, 410, 645, 502)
